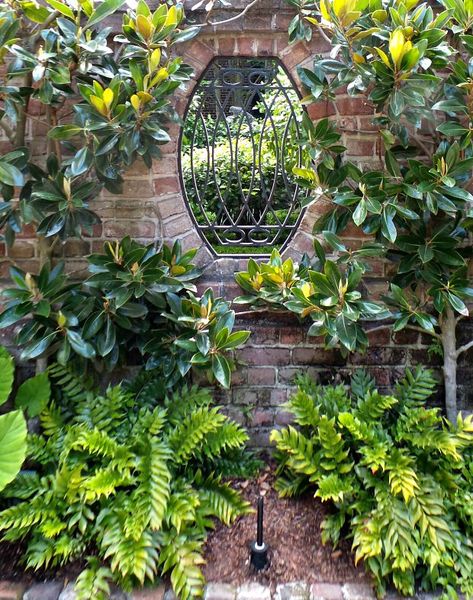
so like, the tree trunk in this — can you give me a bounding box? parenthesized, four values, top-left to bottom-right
(440, 307, 458, 422)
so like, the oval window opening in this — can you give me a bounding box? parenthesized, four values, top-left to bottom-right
(180, 57, 310, 256)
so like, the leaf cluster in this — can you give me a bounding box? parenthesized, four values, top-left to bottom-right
(0, 366, 254, 600)
(271, 368, 473, 597)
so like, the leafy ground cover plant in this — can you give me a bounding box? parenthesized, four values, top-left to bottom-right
(0, 237, 249, 387)
(271, 369, 473, 597)
(279, 0, 473, 420)
(0, 364, 257, 600)
(0, 346, 52, 491)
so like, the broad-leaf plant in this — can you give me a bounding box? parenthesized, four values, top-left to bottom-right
(0, 346, 51, 491)
(236, 0, 473, 420)
(0, 237, 249, 387)
(0, 0, 196, 254)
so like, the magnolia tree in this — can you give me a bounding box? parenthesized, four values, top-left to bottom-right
(237, 0, 473, 420)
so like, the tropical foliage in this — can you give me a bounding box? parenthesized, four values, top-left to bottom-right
(263, 0, 473, 419)
(0, 365, 256, 600)
(0, 0, 196, 254)
(271, 369, 473, 597)
(0, 346, 52, 491)
(235, 244, 388, 354)
(0, 238, 249, 387)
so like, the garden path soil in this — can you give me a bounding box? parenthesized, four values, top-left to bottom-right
(203, 466, 370, 590)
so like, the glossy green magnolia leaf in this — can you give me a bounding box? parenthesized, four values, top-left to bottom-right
(86, 0, 126, 28)
(0, 162, 24, 187)
(0, 410, 27, 492)
(212, 354, 231, 388)
(15, 372, 51, 418)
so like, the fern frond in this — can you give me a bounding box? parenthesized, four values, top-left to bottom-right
(317, 416, 351, 471)
(315, 473, 354, 502)
(386, 449, 419, 502)
(165, 385, 213, 425)
(195, 420, 248, 460)
(75, 385, 134, 434)
(395, 367, 437, 407)
(75, 559, 112, 600)
(270, 426, 317, 477)
(125, 439, 171, 537)
(351, 369, 376, 400)
(99, 513, 159, 584)
(198, 476, 252, 525)
(165, 487, 200, 534)
(274, 471, 309, 497)
(168, 407, 226, 463)
(282, 390, 320, 428)
(48, 363, 92, 404)
(40, 402, 65, 438)
(355, 390, 398, 422)
(159, 534, 206, 600)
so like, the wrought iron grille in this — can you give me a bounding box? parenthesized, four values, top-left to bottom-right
(179, 57, 309, 255)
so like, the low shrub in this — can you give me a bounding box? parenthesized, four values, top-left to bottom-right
(0, 237, 249, 387)
(271, 369, 473, 597)
(0, 365, 258, 599)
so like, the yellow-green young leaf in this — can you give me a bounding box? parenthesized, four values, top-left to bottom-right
(151, 67, 169, 87)
(164, 5, 178, 28)
(137, 91, 153, 104)
(150, 48, 161, 70)
(375, 47, 391, 68)
(90, 95, 108, 116)
(45, 0, 75, 18)
(136, 14, 154, 39)
(102, 88, 114, 108)
(131, 94, 141, 111)
(15, 372, 51, 418)
(389, 29, 406, 67)
(320, 0, 331, 21)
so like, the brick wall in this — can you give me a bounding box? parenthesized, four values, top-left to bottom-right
(1, 0, 472, 445)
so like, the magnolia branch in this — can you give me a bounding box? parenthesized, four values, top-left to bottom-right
(194, 0, 261, 28)
(456, 340, 473, 358)
(0, 120, 15, 145)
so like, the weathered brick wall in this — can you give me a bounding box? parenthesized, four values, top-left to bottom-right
(1, 0, 472, 445)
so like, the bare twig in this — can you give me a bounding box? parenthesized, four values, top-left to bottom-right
(456, 340, 473, 358)
(194, 0, 261, 28)
(364, 322, 441, 340)
(314, 21, 332, 45)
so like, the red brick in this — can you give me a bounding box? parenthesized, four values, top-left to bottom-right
(103, 179, 153, 199)
(251, 409, 274, 427)
(280, 328, 305, 345)
(236, 347, 291, 367)
(344, 137, 378, 157)
(336, 96, 376, 116)
(292, 347, 345, 366)
(153, 176, 180, 196)
(307, 102, 336, 120)
(185, 40, 215, 66)
(238, 37, 257, 56)
(256, 37, 275, 56)
(103, 220, 156, 239)
(6, 242, 35, 258)
(247, 367, 276, 385)
(0, 581, 26, 599)
(217, 37, 237, 55)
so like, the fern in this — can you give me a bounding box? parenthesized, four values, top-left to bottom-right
(75, 559, 112, 600)
(395, 367, 437, 407)
(271, 371, 473, 597)
(350, 369, 375, 400)
(1, 372, 254, 600)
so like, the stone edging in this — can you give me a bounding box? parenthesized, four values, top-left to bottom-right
(0, 580, 446, 600)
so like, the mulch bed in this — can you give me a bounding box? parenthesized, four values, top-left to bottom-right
(203, 465, 369, 590)
(0, 466, 369, 591)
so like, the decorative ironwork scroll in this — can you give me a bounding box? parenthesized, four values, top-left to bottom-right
(179, 57, 309, 255)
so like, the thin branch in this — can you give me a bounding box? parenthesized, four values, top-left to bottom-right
(314, 21, 332, 45)
(364, 322, 441, 340)
(30, 10, 60, 45)
(0, 120, 15, 144)
(456, 340, 473, 358)
(195, 0, 261, 28)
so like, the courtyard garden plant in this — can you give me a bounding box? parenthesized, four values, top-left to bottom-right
(0, 364, 257, 600)
(271, 368, 473, 597)
(235, 0, 473, 419)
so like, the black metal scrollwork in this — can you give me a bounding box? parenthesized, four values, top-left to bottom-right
(180, 57, 308, 255)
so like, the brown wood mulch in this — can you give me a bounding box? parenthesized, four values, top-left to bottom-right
(0, 466, 369, 590)
(203, 466, 369, 590)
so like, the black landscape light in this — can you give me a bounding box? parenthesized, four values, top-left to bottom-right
(250, 496, 269, 570)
